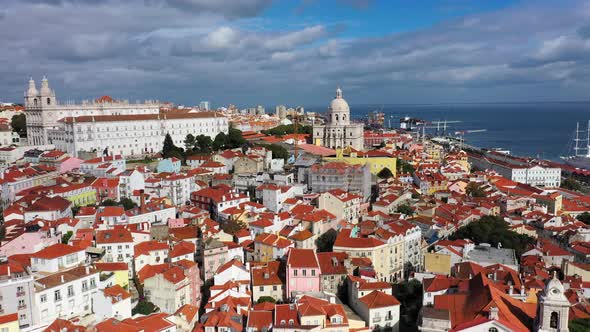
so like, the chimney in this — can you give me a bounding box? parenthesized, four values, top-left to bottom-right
(489, 306, 499, 320)
(520, 285, 525, 296)
(85, 266, 90, 275)
(140, 189, 146, 213)
(7, 266, 10, 276)
(60, 275, 65, 283)
(509, 285, 514, 295)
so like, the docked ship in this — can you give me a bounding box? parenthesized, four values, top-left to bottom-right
(561, 121, 590, 170)
(399, 116, 425, 130)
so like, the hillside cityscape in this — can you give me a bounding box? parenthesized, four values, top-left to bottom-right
(2, 1, 590, 332)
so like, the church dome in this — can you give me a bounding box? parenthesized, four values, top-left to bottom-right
(329, 87, 349, 113)
(545, 272, 565, 296)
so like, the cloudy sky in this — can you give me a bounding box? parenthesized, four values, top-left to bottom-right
(2, 0, 590, 107)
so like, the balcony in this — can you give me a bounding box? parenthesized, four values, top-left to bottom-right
(16, 291, 26, 297)
(18, 304, 27, 310)
(372, 317, 382, 323)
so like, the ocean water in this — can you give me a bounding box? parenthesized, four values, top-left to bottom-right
(306, 103, 590, 161)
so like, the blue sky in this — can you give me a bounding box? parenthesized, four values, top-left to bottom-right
(1, 0, 589, 107)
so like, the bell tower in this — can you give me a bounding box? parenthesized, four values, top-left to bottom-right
(39, 76, 56, 107)
(536, 272, 570, 332)
(24, 77, 39, 108)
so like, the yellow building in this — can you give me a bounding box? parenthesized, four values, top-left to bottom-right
(333, 228, 404, 282)
(325, 147, 397, 176)
(423, 252, 451, 275)
(95, 262, 130, 288)
(0, 313, 19, 332)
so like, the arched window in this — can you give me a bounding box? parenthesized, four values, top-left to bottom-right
(343, 114, 346, 121)
(33, 98, 38, 107)
(47, 98, 51, 105)
(488, 328, 498, 332)
(335, 114, 339, 121)
(550, 312, 559, 328)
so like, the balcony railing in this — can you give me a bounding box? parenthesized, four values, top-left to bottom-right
(372, 317, 382, 323)
(16, 291, 26, 297)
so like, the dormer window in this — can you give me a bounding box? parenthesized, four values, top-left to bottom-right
(288, 319, 294, 326)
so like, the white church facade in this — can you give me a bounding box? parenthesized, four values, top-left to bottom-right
(24, 77, 228, 157)
(312, 87, 364, 151)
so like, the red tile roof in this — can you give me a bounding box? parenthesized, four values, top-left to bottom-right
(31, 243, 83, 259)
(96, 228, 133, 244)
(287, 248, 319, 269)
(134, 241, 169, 258)
(359, 290, 401, 308)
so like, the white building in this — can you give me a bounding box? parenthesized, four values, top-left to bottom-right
(24, 77, 228, 157)
(51, 111, 227, 158)
(93, 284, 132, 322)
(0, 259, 35, 328)
(24, 77, 160, 146)
(30, 243, 86, 274)
(34, 265, 99, 325)
(468, 153, 561, 187)
(312, 87, 363, 150)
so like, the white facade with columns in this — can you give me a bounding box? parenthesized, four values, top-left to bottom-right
(50, 112, 228, 157)
(312, 87, 363, 150)
(24, 77, 161, 146)
(24, 77, 229, 157)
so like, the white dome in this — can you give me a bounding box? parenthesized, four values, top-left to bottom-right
(330, 98, 349, 113)
(329, 87, 349, 113)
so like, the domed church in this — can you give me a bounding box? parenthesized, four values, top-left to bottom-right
(312, 87, 364, 151)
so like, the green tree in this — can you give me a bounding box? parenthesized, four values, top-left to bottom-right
(0, 226, 6, 244)
(466, 182, 486, 197)
(393, 280, 423, 331)
(195, 135, 213, 153)
(212, 132, 227, 151)
(227, 127, 246, 148)
(257, 296, 277, 304)
(263, 144, 289, 161)
(184, 134, 195, 151)
(61, 231, 74, 244)
(570, 318, 590, 332)
(377, 167, 394, 179)
(132, 300, 157, 315)
(316, 229, 338, 252)
(102, 199, 118, 206)
(577, 212, 590, 225)
(221, 219, 247, 235)
(11, 113, 27, 137)
(397, 160, 415, 174)
(449, 215, 535, 257)
(562, 177, 582, 192)
(120, 197, 138, 210)
(162, 133, 176, 158)
(396, 204, 414, 216)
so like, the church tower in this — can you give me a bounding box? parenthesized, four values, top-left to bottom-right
(536, 272, 570, 332)
(24, 77, 39, 108)
(39, 76, 56, 107)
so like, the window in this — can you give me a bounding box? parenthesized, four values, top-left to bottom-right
(488, 328, 498, 332)
(54, 290, 61, 302)
(273, 285, 277, 291)
(550, 312, 559, 329)
(68, 285, 74, 297)
(302, 269, 307, 276)
(259, 286, 264, 291)
(293, 270, 297, 276)
(312, 270, 316, 276)
(40, 294, 47, 303)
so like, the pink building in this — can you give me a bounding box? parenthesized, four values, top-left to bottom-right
(57, 157, 84, 173)
(286, 248, 320, 298)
